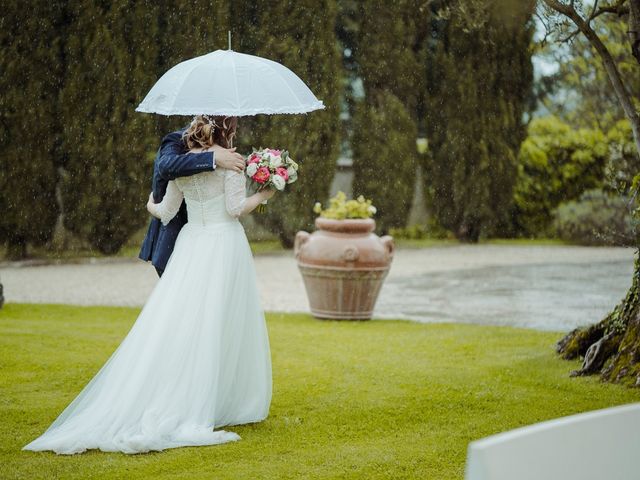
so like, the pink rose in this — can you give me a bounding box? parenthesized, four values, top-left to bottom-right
(268, 149, 281, 156)
(276, 167, 289, 181)
(253, 166, 271, 184)
(248, 153, 260, 164)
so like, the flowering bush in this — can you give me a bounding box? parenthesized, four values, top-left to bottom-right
(313, 191, 376, 220)
(246, 148, 298, 191)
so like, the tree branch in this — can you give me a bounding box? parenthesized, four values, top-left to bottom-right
(590, 0, 630, 21)
(559, 27, 581, 42)
(542, 0, 640, 155)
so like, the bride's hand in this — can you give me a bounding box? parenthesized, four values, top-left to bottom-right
(261, 188, 276, 201)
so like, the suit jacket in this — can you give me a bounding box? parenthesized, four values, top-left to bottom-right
(138, 129, 215, 271)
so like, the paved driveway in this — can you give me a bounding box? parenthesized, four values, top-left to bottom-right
(1, 245, 633, 331)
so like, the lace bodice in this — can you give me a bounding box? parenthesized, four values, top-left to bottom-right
(149, 169, 247, 226)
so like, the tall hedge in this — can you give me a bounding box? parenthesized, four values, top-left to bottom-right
(424, 0, 535, 241)
(0, 1, 64, 258)
(351, 0, 423, 233)
(59, 0, 160, 254)
(155, 0, 230, 134)
(232, 0, 341, 247)
(352, 93, 418, 233)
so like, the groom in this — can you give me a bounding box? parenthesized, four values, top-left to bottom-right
(139, 128, 245, 277)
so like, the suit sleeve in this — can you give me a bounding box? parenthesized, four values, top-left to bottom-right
(156, 131, 216, 180)
(147, 180, 184, 226)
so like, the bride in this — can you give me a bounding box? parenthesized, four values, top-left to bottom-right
(23, 115, 275, 455)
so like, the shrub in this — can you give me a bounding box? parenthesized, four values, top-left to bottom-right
(605, 120, 640, 195)
(389, 218, 453, 240)
(553, 189, 636, 246)
(514, 116, 608, 236)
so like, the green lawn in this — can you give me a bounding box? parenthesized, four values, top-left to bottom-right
(1, 304, 637, 480)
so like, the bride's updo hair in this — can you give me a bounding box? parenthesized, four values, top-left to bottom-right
(182, 115, 238, 150)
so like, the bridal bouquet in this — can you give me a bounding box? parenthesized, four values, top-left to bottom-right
(246, 148, 298, 211)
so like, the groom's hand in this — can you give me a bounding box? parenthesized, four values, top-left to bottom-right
(212, 146, 245, 173)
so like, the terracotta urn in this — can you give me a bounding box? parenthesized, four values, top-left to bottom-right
(294, 217, 394, 320)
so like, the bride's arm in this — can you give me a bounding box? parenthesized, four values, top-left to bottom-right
(146, 180, 184, 226)
(224, 170, 275, 218)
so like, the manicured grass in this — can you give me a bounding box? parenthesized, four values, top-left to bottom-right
(1, 304, 637, 479)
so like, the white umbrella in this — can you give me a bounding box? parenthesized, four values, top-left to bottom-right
(136, 49, 325, 116)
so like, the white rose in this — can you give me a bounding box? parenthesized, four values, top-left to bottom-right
(269, 154, 283, 168)
(286, 169, 298, 184)
(272, 173, 286, 190)
(246, 163, 258, 177)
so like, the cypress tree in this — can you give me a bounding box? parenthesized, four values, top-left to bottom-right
(59, 0, 160, 254)
(0, 1, 64, 258)
(155, 0, 230, 134)
(352, 94, 418, 233)
(231, 0, 341, 247)
(351, 0, 423, 233)
(423, 0, 535, 241)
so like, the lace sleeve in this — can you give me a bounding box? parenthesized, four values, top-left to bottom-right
(224, 170, 247, 218)
(147, 180, 184, 226)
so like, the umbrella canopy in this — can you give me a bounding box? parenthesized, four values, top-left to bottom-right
(136, 50, 325, 116)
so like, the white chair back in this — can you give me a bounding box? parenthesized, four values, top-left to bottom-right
(465, 403, 640, 480)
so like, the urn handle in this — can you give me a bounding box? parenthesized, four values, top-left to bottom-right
(294, 231, 310, 259)
(380, 235, 395, 261)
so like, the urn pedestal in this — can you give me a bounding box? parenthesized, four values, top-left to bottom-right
(294, 218, 394, 320)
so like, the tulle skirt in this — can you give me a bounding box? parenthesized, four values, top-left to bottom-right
(23, 220, 272, 454)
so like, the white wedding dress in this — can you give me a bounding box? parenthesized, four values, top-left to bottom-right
(23, 169, 272, 455)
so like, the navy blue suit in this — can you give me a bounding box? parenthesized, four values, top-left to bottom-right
(138, 129, 215, 274)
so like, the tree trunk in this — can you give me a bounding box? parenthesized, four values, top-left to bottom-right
(558, 251, 640, 386)
(6, 237, 28, 260)
(543, 0, 640, 387)
(629, 0, 640, 64)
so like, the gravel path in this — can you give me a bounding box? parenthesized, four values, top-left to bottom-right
(1, 245, 634, 331)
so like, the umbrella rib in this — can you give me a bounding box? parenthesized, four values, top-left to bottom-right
(260, 58, 304, 107)
(168, 57, 207, 116)
(229, 52, 241, 112)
